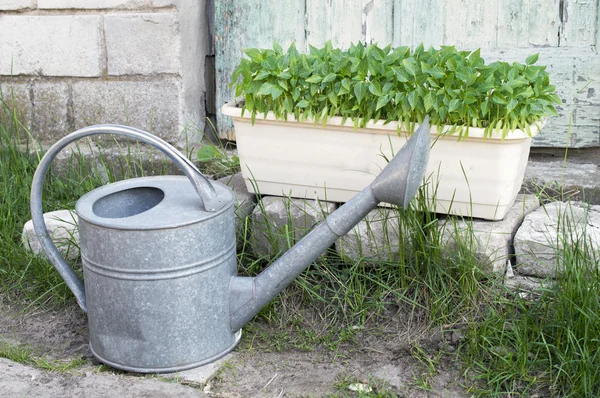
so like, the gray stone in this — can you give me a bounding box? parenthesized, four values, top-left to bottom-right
(163, 353, 235, 387)
(504, 274, 554, 293)
(335, 207, 406, 263)
(523, 160, 600, 205)
(217, 173, 255, 237)
(0, 0, 34, 10)
(0, 15, 102, 77)
(0, 82, 32, 130)
(514, 201, 600, 278)
(22, 210, 79, 261)
(32, 81, 69, 142)
(105, 13, 180, 75)
(251, 196, 337, 258)
(440, 194, 540, 274)
(38, 0, 149, 8)
(0, 358, 204, 397)
(71, 79, 183, 145)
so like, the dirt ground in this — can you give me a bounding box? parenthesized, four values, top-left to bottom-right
(0, 299, 470, 397)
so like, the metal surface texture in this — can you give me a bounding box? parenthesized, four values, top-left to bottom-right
(30, 120, 430, 372)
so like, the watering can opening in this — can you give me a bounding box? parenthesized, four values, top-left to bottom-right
(92, 186, 165, 219)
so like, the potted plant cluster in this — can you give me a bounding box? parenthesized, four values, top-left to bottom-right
(221, 42, 560, 220)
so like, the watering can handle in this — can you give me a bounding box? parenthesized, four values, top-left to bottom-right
(30, 125, 225, 311)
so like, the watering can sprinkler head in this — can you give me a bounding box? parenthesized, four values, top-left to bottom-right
(370, 115, 431, 209)
(30, 117, 432, 373)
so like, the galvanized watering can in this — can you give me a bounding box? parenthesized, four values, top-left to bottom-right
(30, 119, 430, 373)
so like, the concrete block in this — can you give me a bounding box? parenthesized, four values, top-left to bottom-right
(153, 0, 175, 6)
(22, 210, 79, 261)
(0, 0, 34, 10)
(0, 15, 102, 77)
(335, 208, 406, 263)
(440, 194, 540, 274)
(251, 196, 337, 258)
(105, 13, 180, 75)
(523, 160, 600, 205)
(38, 0, 149, 8)
(32, 82, 69, 142)
(71, 79, 182, 144)
(0, 82, 32, 130)
(514, 201, 600, 278)
(217, 172, 255, 237)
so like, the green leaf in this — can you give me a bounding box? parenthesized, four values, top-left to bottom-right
(296, 99, 310, 108)
(448, 98, 461, 112)
(305, 75, 323, 84)
(407, 91, 417, 110)
(271, 85, 284, 100)
(322, 73, 337, 84)
(526, 53, 539, 65)
(196, 145, 222, 162)
(403, 58, 418, 77)
(328, 91, 338, 107)
(254, 70, 270, 81)
(368, 81, 382, 96)
(244, 48, 262, 62)
(376, 95, 391, 111)
(354, 81, 367, 104)
(283, 97, 293, 113)
(273, 41, 283, 54)
(277, 70, 291, 79)
(507, 99, 518, 113)
(424, 91, 435, 111)
(428, 67, 446, 79)
(257, 82, 276, 96)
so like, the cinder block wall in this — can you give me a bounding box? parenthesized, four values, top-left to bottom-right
(0, 0, 209, 147)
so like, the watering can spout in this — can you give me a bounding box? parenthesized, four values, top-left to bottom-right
(229, 116, 431, 332)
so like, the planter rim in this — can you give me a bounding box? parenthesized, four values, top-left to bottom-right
(222, 101, 544, 141)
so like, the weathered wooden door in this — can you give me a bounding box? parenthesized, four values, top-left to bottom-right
(215, 0, 600, 147)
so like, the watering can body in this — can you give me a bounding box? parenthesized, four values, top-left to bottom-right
(30, 120, 431, 373)
(77, 176, 239, 372)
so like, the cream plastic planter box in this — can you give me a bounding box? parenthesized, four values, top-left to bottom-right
(222, 102, 542, 220)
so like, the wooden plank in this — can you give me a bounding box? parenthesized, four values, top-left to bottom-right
(496, 0, 527, 47)
(392, 0, 443, 48)
(526, 0, 560, 47)
(214, 0, 306, 139)
(481, 47, 600, 147)
(559, 0, 598, 47)
(362, 0, 394, 45)
(442, 0, 499, 49)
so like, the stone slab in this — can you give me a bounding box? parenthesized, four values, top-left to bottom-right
(22, 210, 79, 261)
(251, 196, 337, 258)
(335, 207, 406, 263)
(523, 160, 600, 205)
(0, 358, 204, 397)
(38, 0, 150, 8)
(163, 353, 234, 387)
(32, 81, 70, 142)
(71, 79, 182, 145)
(0, 15, 102, 77)
(440, 194, 540, 274)
(217, 172, 255, 237)
(514, 201, 600, 278)
(0, 0, 34, 10)
(105, 13, 180, 76)
(504, 274, 554, 293)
